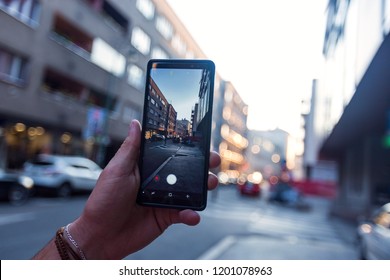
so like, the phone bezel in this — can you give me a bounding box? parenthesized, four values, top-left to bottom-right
(136, 59, 215, 210)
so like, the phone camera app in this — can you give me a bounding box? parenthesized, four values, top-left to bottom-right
(167, 174, 177, 185)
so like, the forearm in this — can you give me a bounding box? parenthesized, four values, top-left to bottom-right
(32, 225, 88, 260)
(31, 238, 61, 260)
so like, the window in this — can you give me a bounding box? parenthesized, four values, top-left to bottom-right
(151, 46, 169, 59)
(91, 38, 126, 76)
(0, 0, 41, 27)
(83, 0, 129, 33)
(101, 0, 129, 33)
(0, 48, 28, 85)
(127, 64, 144, 90)
(171, 34, 186, 55)
(136, 0, 154, 20)
(131, 27, 151, 55)
(155, 15, 173, 40)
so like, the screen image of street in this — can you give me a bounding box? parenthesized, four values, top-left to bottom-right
(140, 66, 213, 201)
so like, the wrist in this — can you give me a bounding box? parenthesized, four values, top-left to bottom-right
(32, 237, 61, 260)
(68, 218, 107, 259)
(63, 223, 87, 260)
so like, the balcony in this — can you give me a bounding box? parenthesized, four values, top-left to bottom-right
(51, 13, 93, 60)
(83, 0, 129, 33)
(42, 68, 117, 111)
(0, 0, 41, 28)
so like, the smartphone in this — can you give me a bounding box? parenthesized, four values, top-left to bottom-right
(137, 59, 215, 210)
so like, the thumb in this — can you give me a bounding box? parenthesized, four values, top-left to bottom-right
(104, 120, 141, 176)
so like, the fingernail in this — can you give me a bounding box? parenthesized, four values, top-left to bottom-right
(129, 120, 139, 136)
(128, 121, 135, 136)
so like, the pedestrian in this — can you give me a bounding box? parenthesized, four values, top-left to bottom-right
(32, 120, 221, 260)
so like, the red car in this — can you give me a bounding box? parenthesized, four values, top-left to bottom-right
(238, 181, 261, 196)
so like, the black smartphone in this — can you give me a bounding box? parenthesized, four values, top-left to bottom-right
(137, 59, 215, 210)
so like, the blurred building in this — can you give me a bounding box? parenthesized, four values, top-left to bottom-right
(144, 77, 170, 139)
(246, 128, 294, 182)
(166, 104, 177, 137)
(212, 80, 249, 184)
(301, 79, 338, 182)
(0, 0, 212, 168)
(191, 68, 214, 152)
(309, 0, 390, 219)
(175, 118, 191, 137)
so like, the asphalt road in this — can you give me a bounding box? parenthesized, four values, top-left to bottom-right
(0, 185, 358, 260)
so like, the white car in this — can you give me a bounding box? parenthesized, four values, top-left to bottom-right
(23, 155, 102, 197)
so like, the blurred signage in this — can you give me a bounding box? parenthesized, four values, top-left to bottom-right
(83, 107, 107, 140)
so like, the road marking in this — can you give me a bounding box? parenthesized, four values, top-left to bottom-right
(141, 156, 173, 188)
(197, 235, 237, 260)
(0, 213, 35, 226)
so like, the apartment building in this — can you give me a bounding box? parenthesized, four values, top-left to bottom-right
(0, 0, 212, 168)
(212, 80, 249, 183)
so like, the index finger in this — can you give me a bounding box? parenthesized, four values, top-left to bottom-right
(209, 151, 221, 169)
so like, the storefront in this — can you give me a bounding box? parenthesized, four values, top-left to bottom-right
(0, 117, 91, 170)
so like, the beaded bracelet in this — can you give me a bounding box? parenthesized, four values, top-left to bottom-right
(54, 227, 70, 260)
(55, 227, 80, 260)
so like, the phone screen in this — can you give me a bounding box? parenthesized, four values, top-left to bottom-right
(137, 59, 215, 210)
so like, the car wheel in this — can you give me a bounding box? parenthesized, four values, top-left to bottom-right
(57, 183, 72, 198)
(358, 238, 368, 260)
(8, 185, 29, 206)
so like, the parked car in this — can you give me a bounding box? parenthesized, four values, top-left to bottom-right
(0, 169, 34, 205)
(269, 182, 302, 204)
(150, 134, 165, 141)
(238, 181, 261, 196)
(268, 182, 310, 210)
(357, 202, 390, 259)
(23, 155, 102, 197)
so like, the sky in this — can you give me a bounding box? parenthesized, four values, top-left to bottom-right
(151, 68, 203, 120)
(166, 0, 328, 136)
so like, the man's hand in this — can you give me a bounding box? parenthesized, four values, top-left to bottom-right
(70, 120, 220, 259)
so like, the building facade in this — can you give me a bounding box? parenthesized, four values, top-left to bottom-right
(212, 80, 249, 184)
(310, 0, 390, 219)
(0, 0, 212, 168)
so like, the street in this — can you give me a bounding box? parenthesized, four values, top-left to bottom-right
(0, 185, 358, 260)
(141, 140, 205, 194)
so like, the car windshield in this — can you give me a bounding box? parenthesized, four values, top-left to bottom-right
(29, 160, 54, 166)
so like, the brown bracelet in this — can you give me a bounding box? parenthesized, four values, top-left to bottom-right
(54, 227, 81, 260)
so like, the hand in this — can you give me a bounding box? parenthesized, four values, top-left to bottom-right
(70, 120, 221, 259)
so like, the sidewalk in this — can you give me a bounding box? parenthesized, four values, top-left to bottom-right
(199, 196, 358, 260)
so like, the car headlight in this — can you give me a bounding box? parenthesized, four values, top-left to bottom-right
(359, 223, 372, 234)
(18, 176, 34, 189)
